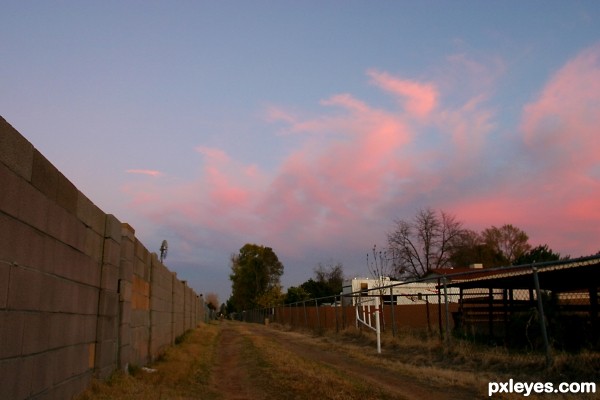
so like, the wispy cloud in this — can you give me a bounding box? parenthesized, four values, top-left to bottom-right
(126, 169, 164, 177)
(123, 45, 600, 279)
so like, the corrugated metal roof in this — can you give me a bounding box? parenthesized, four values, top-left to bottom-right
(444, 254, 600, 291)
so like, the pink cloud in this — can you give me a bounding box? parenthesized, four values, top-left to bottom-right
(126, 169, 163, 177)
(450, 44, 600, 257)
(123, 54, 600, 277)
(521, 45, 600, 176)
(368, 69, 438, 118)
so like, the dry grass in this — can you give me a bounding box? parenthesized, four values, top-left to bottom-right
(317, 326, 599, 399)
(76, 322, 220, 400)
(78, 321, 599, 400)
(243, 325, 395, 400)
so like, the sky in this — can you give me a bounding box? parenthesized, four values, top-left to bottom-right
(2, 1, 600, 304)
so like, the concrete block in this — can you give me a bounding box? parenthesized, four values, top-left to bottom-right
(37, 371, 92, 400)
(0, 357, 33, 400)
(76, 192, 106, 234)
(102, 238, 121, 267)
(47, 279, 98, 315)
(121, 222, 135, 240)
(118, 344, 131, 370)
(31, 149, 59, 201)
(98, 291, 119, 317)
(7, 265, 43, 311)
(0, 261, 9, 309)
(48, 314, 96, 349)
(13, 221, 46, 269)
(96, 315, 118, 342)
(79, 254, 101, 287)
(100, 263, 119, 291)
(119, 301, 132, 330)
(132, 276, 150, 311)
(29, 352, 53, 396)
(55, 171, 78, 214)
(17, 181, 49, 232)
(51, 344, 89, 386)
(0, 215, 17, 263)
(134, 239, 150, 267)
(76, 284, 100, 315)
(21, 312, 50, 355)
(95, 362, 115, 380)
(0, 163, 24, 218)
(94, 339, 117, 371)
(84, 227, 104, 263)
(47, 313, 68, 349)
(134, 257, 150, 280)
(104, 214, 122, 241)
(131, 309, 150, 327)
(45, 201, 67, 242)
(0, 116, 34, 180)
(118, 279, 132, 303)
(48, 241, 73, 279)
(0, 311, 25, 358)
(119, 259, 134, 281)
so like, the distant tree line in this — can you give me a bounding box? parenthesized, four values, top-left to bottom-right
(226, 207, 571, 313)
(387, 207, 566, 278)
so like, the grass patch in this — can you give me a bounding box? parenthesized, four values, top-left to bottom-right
(76, 322, 220, 400)
(332, 325, 600, 385)
(244, 326, 396, 400)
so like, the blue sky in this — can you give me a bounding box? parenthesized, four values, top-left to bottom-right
(2, 1, 600, 303)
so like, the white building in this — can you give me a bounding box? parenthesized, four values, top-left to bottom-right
(342, 277, 459, 306)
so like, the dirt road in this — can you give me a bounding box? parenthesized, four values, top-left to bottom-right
(209, 321, 483, 400)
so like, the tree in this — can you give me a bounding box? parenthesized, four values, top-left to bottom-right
(366, 245, 396, 299)
(205, 292, 219, 311)
(229, 243, 284, 311)
(286, 262, 345, 304)
(513, 244, 565, 265)
(284, 286, 311, 304)
(313, 262, 344, 296)
(481, 224, 531, 265)
(448, 229, 506, 268)
(255, 284, 285, 308)
(388, 208, 464, 278)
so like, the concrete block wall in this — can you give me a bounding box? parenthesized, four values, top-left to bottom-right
(0, 117, 205, 399)
(149, 255, 174, 359)
(171, 277, 186, 341)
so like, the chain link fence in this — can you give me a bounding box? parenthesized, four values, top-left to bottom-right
(239, 255, 600, 372)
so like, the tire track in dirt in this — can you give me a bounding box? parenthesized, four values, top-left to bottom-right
(243, 323, 483, 400)
(210, 324, 264, 400)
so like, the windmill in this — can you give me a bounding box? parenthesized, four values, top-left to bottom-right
(160, 240, 168, 263)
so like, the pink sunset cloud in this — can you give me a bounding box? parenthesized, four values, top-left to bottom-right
(123, 50, 600, 276)
(452, 44, 600, 256)
(368, 69, 438, 118)
(126, 169, 163, 177)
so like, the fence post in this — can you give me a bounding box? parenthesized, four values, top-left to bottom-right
(437, 278, 443, 340)
(389, 287, 397, 337)
(532, 266, 552, 367)
(315, 299, 321, 332)
(334, 295, 339, 333)
(303, 300, 308, 328)
(442, 276, 451, 344)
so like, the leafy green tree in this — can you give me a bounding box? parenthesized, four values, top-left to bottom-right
(300, 278, 330, 300)
(255, 284, 285, 308)
(313, 262, 344, 296)
(286, 262, 344, 304)
(229, 244, 284, 311)
(284, 286, 311, 304)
